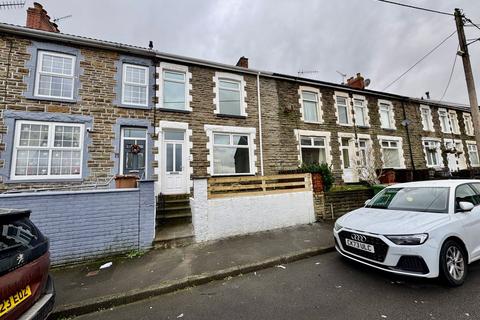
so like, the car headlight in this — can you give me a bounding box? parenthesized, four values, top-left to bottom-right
(334, 221, 343, 232)
(386, 234, 429, 245)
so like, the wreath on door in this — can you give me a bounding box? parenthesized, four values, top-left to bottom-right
(130, 144, 142, 154)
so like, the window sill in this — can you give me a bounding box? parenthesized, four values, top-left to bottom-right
(25, 95, 77, 104)
(215, 114, 247, 119)
(356, 125, 370, 129)
(157, 108, 191, 114)
(211, 173, 256, 177)
(4, 177, 85, 184)
(338, 123, 353, 127)
(116, 103, 151, 110)
(381, 128, 396, 131)
(303, 120, 323, 125)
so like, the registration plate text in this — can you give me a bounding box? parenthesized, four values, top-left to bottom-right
(0, 286, 32, 317)
(345, 239, 375, 253)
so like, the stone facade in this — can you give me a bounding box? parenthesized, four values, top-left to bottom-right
(0, 26, 478, 194)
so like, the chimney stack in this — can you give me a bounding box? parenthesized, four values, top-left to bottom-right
(346, 73, 365, 90)
(236, 56, 249, 68)
(26, 2, 60, 33)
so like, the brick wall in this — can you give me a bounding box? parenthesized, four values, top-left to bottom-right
(0, 180, 155, 265)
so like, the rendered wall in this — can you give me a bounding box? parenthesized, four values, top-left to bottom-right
(191, 179, 316, 242)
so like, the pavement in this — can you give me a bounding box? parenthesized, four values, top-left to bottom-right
(73, 252, 480, 320)
(49, 222, 334, 319)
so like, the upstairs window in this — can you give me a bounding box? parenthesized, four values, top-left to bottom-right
(464, 113, 474, 136)
(301, 91, 320, 123)
(335, 94, 351, 125)
(379, 101, 395, 129)
(218, 79, 242, 116)
(422, 140, 442, 167)
(438, 109, 451, 133)
(163, 70, 186, 110)
(122, 64, 149, 106)
(449, 110, 460, 134)
(11, 121, 84, 180)
(34, 51, 75, 99)
(300, 136, 327, 165)
(420, 105, 434, 132)
(353, 97, 368, 127)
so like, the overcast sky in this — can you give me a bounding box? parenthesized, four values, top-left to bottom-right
(1, 0, 480, 104)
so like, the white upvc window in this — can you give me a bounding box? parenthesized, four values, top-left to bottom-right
(214, 72, 247, 117)
(378, 100, 396, 129)
(467, 142, 480, 167)
(420, 105, 434, 132)
(463, 113, 474, 136)
(378, 135, 405, 169)
(358, 138, 369, 167)
(122, 64, 149, 106)
(449, 110, 460, 134)
(300, 87, 323, 123)
(11, 120, 84, 180)
(422, 139, 442, 168)
(438, 108, 451, 133)
(334, 92, 352, 126)
(353, 95, 369, 127)
(34, 51, 75, 99)
(300, 136, 328, 165)
(159, 63, 191, 111)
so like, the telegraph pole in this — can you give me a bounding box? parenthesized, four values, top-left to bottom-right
(455, 8, 480, 153)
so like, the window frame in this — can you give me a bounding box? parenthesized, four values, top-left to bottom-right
(161, 68, 187, 111)
(121, 63, 149, 107)
(419, 105, 434, 132)
(10, 120, 85, 180)
(300, 90, 321, 123)
(467, 142, 480, 167)
(378, 135, 405, 169)
(34, 50, 76, 100)
(422, 138, 442, 168)
(463, 113, 474, 136)
(448, 110, 460, 134)
(378, 100, 396, 130)
(353, 95, 369, 127)
(299, 135, 328, 165)
(438, 108, 451, 133)
(334, 92, 352, 126)
(211, 132, 253, 176)
(214, 72, 247, 117)
(119, 127, 148, 176)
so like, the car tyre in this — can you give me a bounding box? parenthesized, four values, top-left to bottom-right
(439, 240, 467, 287)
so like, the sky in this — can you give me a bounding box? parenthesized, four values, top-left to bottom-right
(1, 0, 480, 104)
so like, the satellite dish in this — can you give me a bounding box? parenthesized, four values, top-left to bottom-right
(364, 79, 371, 88)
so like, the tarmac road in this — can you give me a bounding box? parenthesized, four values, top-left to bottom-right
(73, 252, 480, 320)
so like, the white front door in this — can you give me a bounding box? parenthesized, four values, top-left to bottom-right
(341, 137, 359, 183)
(161, 130, 188, 194)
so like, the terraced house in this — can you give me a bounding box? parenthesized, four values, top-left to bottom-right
(1, 3, 479, 200)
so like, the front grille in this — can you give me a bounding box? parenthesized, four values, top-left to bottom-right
(339, 230, 389, 262)
(395, 256, 429, 274)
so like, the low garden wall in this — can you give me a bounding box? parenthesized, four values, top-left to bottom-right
(191, 176, 316, 242)
(0, 180, 155, 265)
(313, 188, 374, 220)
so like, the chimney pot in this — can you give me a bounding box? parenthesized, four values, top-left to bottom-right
(236, 56, 249, 68)
(26, 2, 60, 33)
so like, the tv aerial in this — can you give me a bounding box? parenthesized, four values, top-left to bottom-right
(0, 1, 25, 10)
(53, 14, 72, 23)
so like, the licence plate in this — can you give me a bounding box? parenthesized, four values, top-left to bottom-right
(0, 286, 32, 317)
(345, 239, 375, 253)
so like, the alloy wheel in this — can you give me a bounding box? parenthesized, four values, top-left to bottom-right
(446, 246, 465, 281)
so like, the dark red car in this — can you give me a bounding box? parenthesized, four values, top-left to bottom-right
(0, 208, 55, 320)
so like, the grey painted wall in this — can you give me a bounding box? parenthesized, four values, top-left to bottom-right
(0, 180, 155, 265)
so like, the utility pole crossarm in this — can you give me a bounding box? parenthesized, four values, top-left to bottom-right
(455, 8, 480, 156)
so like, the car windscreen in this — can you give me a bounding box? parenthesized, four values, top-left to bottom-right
(366, 187, 449, 213)
(0, 217, 48, 276)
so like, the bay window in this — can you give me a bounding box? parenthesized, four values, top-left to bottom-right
(11, 121, 84, 180)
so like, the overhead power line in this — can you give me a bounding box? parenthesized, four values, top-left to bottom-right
(382, 30, 457, 91)
(373, 0, 453, 16)
(440, 46, 459, 101)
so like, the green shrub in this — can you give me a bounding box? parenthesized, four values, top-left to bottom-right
(299, 163, 334, 191)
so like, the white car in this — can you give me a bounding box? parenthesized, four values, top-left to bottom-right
(334, 180, 480, 286)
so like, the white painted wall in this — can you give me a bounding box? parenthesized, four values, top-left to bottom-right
(191, 179, 316, 242)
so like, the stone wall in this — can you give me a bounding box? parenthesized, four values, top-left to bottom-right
(313, 189, 374, 220)
(0, 180, 155, 265)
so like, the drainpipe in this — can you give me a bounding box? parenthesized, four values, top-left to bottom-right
(401, 101, 416, 173)
(257, 72, 264, 176)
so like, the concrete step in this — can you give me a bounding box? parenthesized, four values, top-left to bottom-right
(154, 222, 194, 249)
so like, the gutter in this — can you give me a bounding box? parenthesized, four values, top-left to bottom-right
(0, 23, 473, 112)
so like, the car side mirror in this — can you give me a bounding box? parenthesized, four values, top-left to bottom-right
(459, 201, 475, 212)
(365, 199, 371, 206)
